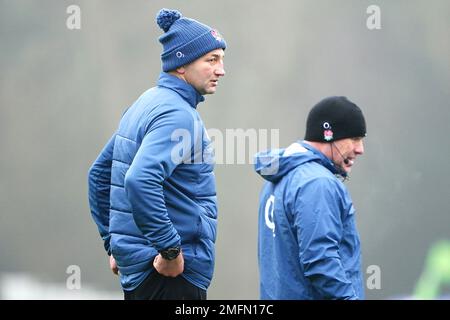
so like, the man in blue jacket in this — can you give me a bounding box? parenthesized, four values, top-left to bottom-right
(254, 96, 367, 299)
(88, 8, 226, 300)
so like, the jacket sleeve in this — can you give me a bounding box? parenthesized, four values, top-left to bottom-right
(124, 106, 195, 252)
(88, 134, 116, 255)
(293, 177, 359, 300)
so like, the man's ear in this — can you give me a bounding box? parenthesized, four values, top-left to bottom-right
(175, 66, 186, 74)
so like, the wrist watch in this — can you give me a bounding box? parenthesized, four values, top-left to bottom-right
(159, 246, 181, 260)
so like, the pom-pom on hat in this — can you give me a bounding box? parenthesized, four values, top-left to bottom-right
(304, 96, 367, 142)
(156, 8, 227, 72)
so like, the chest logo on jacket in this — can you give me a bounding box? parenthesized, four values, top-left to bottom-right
(264, 195, 275, 236)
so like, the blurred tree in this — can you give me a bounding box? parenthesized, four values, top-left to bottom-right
(413, 240, 450, 299)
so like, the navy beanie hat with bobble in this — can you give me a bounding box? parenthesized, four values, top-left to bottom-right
(156, 8, 227, 72)
(304, 96, 367, 142)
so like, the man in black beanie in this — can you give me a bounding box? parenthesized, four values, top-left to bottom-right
(254, 96, 367, 299)
(304, 96, 366, 175)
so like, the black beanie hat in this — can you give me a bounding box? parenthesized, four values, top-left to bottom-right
(304, 96, 367, 142)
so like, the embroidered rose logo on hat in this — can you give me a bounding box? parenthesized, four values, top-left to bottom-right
(211, 29, 222, 41)
(324, 129, 333, 141)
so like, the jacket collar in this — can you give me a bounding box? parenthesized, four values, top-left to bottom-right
(157, 72, 205, 108)
(301, 141, 347, 177)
